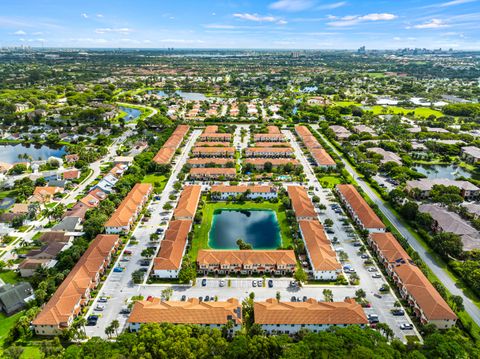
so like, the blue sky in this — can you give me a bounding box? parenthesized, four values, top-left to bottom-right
(0, 0, 479, 49)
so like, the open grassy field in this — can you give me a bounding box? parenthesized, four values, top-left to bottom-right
(142, 174, 167, 192)
(0, 270, 20, 284)
(0, 311, 22, 345)
(318, 175, 343, 188)
(333, 101, 444, 118)
(188, 200, 293, 260)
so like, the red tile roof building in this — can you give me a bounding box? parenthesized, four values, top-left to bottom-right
(173, 185, 202, 220)
(153, 125, 190, 164)
(189, 168, 236, 180)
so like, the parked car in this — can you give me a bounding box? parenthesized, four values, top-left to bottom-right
(252, 280, 257, 287)
(372, 273, 382, 279)
(360, 254, 369, 259)
(302, 296, 307, 302)
(391, 309, 405, 316)
(258, 280, 263, 287)
(400, 323, 413, 330)
(113, 267, 124, 273)
(181, 295, 186, 301)
(374, 293, 382, 299)
(95, 304, 105, 311)
(367, 314, 379, 323)
(202, 279, 207, 287)
(124, 250, 132, 255)
(98, 296, 108, 303)
(87, 315, 98, 325)
(268, 279, 273, 288)
(204, 296, 210, 302)
(353, 242, 362, 247)
(368, 267, 378, 272)
(219, 280, 225, 287)
(291, 296, 297, 302)
(120, 307, 131, 314)
(326, 229, 335, 234)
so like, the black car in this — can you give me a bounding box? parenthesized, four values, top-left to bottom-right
(302, 296, 307, 302)
(181, 295, 186, 301)
(391, 309, 405, 316)
(202, 279, 207, 287)
(291, 296, 296, 302)
(87, 315, 98, 326)
(204, 296, 210, 302)
(268, 280, 273, 288)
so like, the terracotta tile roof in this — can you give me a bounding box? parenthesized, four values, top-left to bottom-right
(267, 126, 281, 134)
(253, 134, 285, 141)
(197, 250, 296, 267)
(128, 297, 242, 325)
(174, 185, 201, 220)
(80, 194, 100, 208)
(105, 183, 152, 228)
(10, 203, 29, 214)
(370, 232, 411, 263)
(199, 133, 232, 141)
(311, 148, 335, 166)
(153, 147, 176, 165)
(109, 164, 127, 177)
(203, 125, 218, 133)
(287, 186, 317, 219)
(210, 185, 274, 194)
(153, 220, 192, 270)
(32, 235, 120, 327)
(32, 187, 63, 203)
(254, 142, 290, 147)
(88, 188, 107, 201)
(336, 184, 385, 230)
(246, 147, 293, 155)
(187, 158, 233, 167)
(393, 263, 457, 321)
(254, 298, 368, 325)
(192, 147, 235, 154)
(195, 142, 230, 147)
(245, 158, 300, 167)
(62, 170, 80, 180)
(298, 220, 341, 271)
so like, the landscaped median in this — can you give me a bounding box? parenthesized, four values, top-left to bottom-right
(187, 199, 293, 261)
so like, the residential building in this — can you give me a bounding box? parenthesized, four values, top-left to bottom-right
(189, 168, 236, 180)
(199, 133, 232, 142)
(336, 184, 386, 232)
(105, 183, 152, 234)
(30, 186, 63, 204)
(173, 185, 202, 220)
(310, 148, 336, 168)
(192, 147, 235, 158)
(298, 220, 341, 280)
(113, 156, 135, 165)
(62, 170, 80, 180)
(254, 133, 285, 142)
(254, 298, 368, 334)
(245, 147, 293, 158)
(461, 146, 480, 164)
(187, 158, 233, 168)
(419, 204, 480, 251)
(153, 125, 190, 164)
(197, 250, 296, 275)
(254, 142, 290, 148)
(367, 147, 402, 165)
(329, 125, 352, 140)
(128, 297, 242, 332)
(210, 185, 277, 200)
(353, 125, 376, 136)
(195, 141, 231, 147)
(32, 235, 121, 335)
(368, 232, 457, 328)
(18, 259, 50, 277)
(405, 179, 480, 200)
(153, 220, 192, 278)
(0, 282, 35, 315)
(287, 186, 317, 220)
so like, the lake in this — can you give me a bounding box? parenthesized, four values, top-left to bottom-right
(209, 209, 281, 250)
(414, 164, 471, 180)
(0, 144, 66, 164)
(119, 106, 141, 121)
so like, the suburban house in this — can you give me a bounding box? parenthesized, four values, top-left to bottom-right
(245, 158, 300, 170)
(287, 186, 317, 220)
(153, 220, 192, 278)
(367, 147, 402, 165)
(196, 250, 296, 275)
(105, 183, 152, 234)
(419, 204, 480, 251)
(405, 179, 480, 200)
(336, 184, 386, 232)
(32, 235, 121, 335)
(62, 170, 80, 180)
(192, 147, 235, 158)
(353, 125, 376, 136)
(210, 185, 277, 200)
(189, 168, 236, 180)
(329, 125, 352, 140)
(128, 297, 242, 333)
(18, 258, 51, 277)
(173, 185, 202, 220)
(187, 158, 233, 168)
(245, 147, 293, 158)
(368, 232, 457, 328)
(254, 298, 368, 334)
(461, 146, 480, 164)
(0, 282, 35, 315)
(30, 186, 64, 204)
(298, 220, 342, 280)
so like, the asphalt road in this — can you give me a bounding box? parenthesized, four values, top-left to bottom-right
(311, 124, 480, 327)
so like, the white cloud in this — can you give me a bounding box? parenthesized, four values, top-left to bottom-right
(328, 13, 397, 27)
(233, 13, 278, 22)
(269, 0, 315, 11)
(317, 1, 347, 10)
(277, 19, 288, 25)
(13, 30, 26, 35)
(96, 14, 104, 18)
(95, 27, 133, 34)
(32, 31, 43, 35)
(81, 13, 88, 19)
(413, 19, 449, 29)
(212, 12, 216, 16)
(430, 0, 477, 7)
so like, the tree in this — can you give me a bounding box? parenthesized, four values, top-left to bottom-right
(323, 289, 333, 302)
(141, 247, 155, 257)
(131, 270, 144, 284)
(355, 289, 366, 300)
(431, 232, 463, 259)
(161, 288, 173, 301)
(324, 218, 334, 227)
(294, 265, 307, 285)
(236, 238, 253, 250)
(276, 291, 281, 301)
(4, 345, 23, 359)
(111, 319, 120, 336)
(178, 258, 196, 284)
(451, 295, 464, 312)
(376, 322, 394, 341)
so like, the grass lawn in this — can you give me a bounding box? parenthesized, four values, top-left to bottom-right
(142, 174, 167, 192)
(0, 190, 16, 200)
(318, 175, 342, 188)
(369, 105, 443, 118)
(188, 200, 293, 260)
(0, 311, 23, 345)
(0, 270, 20, 284)
(20, 346, 42, 359)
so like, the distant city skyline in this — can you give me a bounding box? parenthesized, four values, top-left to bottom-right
(1, 0, 480, 50)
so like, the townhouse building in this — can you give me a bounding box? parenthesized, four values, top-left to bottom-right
(192, 147, 235, 158)
(210, 185, 277, 200)
(189, 168, 236, 180)
(245, 147, 293, 158)
(245, 158, 300, 170)
(405, 179, 480, 200)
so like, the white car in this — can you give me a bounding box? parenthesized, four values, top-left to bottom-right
(95, 304, 105, 311)
(399, 323, 413, 330)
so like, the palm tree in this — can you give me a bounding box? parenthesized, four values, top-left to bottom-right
(111, 319, 120, 336)
(105, 325, 113, 339)
(322, 289, 333, 302)
(77, 317, 87, 337)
